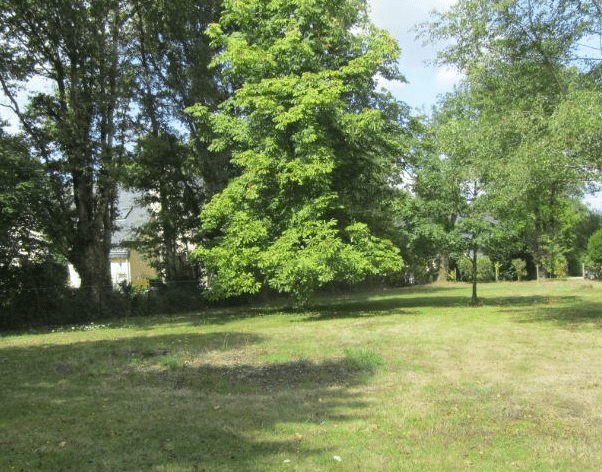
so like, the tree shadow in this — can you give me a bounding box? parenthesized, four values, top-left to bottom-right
(0, 332, 374, 471)
(9, 285, 569, 332)
(480, 295, 569, 307)
(300, 294, 563, 322)
(514, 300, 602, 328)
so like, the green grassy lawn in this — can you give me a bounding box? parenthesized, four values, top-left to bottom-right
(2, 280, 602, 471)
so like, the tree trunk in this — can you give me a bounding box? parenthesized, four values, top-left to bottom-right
(72, 240, 112, 291)
(470, 249, 478, 306)
(69, 183, 115, 290)
(438, 252, 449, 282)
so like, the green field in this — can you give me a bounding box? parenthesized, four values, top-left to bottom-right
(2, 280, 602, 471)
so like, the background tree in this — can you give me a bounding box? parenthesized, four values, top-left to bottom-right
(125, 134, 204, 281)
(511, 258, 527, 282)
(191, 0, 408, 303)
(0, 0, 132, 289)
(407, 152, 465, 282)
(418, 0, 599, 281)
(566, 205, 602, 275)
(0, 128, 67, 327)
(586, 228, 602, 278)
(0, 130, 51, 268)
(123, 0, 227, 282)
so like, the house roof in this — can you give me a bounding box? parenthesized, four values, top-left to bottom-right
(112, 190, 149, 247)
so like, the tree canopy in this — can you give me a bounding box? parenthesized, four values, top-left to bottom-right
(5, 0, 602, 324)
(413, 0, 602, 288)
(191, 0, 408, 303)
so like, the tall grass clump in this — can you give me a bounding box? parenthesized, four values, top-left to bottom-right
(343, 347, 385, 372)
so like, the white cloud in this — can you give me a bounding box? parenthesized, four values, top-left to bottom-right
(435, 67, 464, 91)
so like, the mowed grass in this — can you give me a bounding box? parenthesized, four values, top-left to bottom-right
(2, 280, 602, 471)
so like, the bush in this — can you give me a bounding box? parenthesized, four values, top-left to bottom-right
(511, 258, 527, 281)
(457, 255, 494, 282)
(0, 257, 68, 330)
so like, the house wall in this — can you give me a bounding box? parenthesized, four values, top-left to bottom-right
(129, 249, 157, 288)
(111, 255, 130, 288)
(109, 249, 157, 289)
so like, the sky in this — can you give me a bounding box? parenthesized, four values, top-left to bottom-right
(367, 0, 462, 112)
(367, 0, 602, 210)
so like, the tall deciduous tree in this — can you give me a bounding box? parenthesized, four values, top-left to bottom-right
(124, 0, 226, 281)
(418, 0, 601, 279)
(191, 0, 407, 303)
(125, 133, 204, 281)
(0, 0, 131, 289)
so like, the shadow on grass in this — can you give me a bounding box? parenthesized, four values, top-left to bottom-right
(6, 285, 577, 333)
(0, 332, 373, 472)
(480, 295, 577, 307)
(300, 294, 567, 321)
(515, 300, 602, 328)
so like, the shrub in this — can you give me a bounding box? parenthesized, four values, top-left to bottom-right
(0, 257, 69, 330)
(457, 255, 494, 282)
(511, 258, 527, 281)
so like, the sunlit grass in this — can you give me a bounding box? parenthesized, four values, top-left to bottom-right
(2, 279, 602, 470)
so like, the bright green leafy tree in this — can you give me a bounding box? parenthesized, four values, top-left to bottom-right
(191, 0, 407, 303)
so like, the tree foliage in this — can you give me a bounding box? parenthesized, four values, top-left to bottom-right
(0, 0, 230, 287)
(0, 128, 69, 325)
(0, 0, 133, 288)
(586, 228, 602, 277)
(117, 0, 228, 282)
(416, 0, 602, 287)
(191, 0, 407, 303)
(0, 130, 57, 274)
